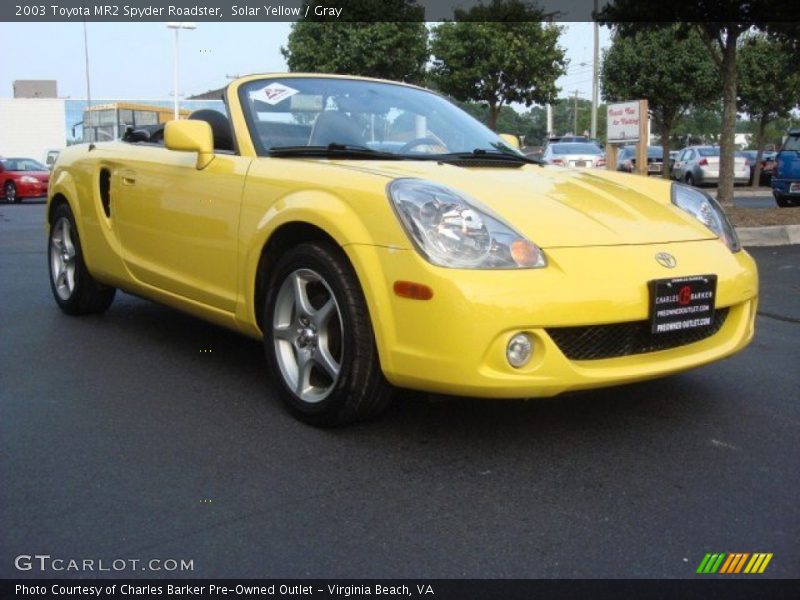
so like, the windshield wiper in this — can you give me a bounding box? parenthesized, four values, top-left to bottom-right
(425, 148, 545, 166)
(268, 143, 406, 160)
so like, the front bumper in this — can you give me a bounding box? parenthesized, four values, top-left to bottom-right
(349, 239, 758, 398)
(17, 180, 49, 197)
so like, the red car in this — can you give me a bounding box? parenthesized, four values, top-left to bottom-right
(1, 157, 50, 203)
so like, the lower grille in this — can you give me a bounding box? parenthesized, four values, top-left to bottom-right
(547, 308, 730, 360)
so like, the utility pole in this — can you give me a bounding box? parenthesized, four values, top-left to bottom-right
(573, 90, 580, 135)
(546, 104, 553, 138)
(591, 0, 599, 139)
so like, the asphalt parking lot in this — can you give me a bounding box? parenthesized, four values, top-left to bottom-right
(1, 202, 798, 579)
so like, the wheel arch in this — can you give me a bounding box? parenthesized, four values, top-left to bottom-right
(253, 221, 341, 331)
(47, 171, 83, 226)
(248, 218, 398, 378)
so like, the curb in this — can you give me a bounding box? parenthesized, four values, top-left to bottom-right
(732, 190, 773, 197)
(736, 224, 800, 247)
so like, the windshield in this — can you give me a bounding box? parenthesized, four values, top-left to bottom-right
(550, 143, 603, 155)
(784, 134, 800, 152)
(238, 77, 519, 158)
(3, 158, 47, 171)
(621, 146, 663, 158)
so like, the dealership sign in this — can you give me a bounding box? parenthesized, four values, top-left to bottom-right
(607, 101, 643, 143)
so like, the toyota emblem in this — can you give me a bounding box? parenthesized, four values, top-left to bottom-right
(655, 252, 677, 268)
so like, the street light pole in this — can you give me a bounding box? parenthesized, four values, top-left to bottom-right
(83, 21, 92, 107)
(167, 22, 196, 120)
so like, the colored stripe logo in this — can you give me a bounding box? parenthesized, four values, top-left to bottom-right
(697, 553, 773, 574)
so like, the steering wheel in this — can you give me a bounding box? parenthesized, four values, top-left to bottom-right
(398, 136, 446, 154)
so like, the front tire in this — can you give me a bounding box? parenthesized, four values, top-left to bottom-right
(263, 241, 394, 426)
(48, 202, 116, 315)
(4, 181, 18, 203)
(774, 193, 792, 208)
(685, 173, 695, 187)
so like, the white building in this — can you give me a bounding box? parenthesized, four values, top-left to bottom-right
(0, 98, 67, 162)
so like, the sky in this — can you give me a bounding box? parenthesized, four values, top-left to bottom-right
(0, 21, 611, 105)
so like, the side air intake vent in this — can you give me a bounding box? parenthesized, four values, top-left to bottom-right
(99, 168, 111, 217)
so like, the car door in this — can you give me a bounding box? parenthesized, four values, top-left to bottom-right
(112, 145, 252, 312)
(683, 150, 697, 180)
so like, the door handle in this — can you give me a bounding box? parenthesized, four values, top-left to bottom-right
(120, 170, 137, 186)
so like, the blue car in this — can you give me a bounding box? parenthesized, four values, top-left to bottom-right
(772, 128, 800, 207)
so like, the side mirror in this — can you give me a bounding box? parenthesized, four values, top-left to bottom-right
(165, 120, 214, 169)
(499, 133, 521, 149)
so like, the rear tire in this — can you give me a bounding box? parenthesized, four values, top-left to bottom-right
(48, 202, 116, 315)
(263, 241, 394, 426)
(774, 193, 792, 208)
(685, 173, 694, 187)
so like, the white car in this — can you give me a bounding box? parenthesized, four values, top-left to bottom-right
(542, 142, 605, 168)
(672, 146, 750, 186)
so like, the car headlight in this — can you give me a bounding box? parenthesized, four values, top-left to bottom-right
(388, 178, 546, 269)
(20, 176, 38, 184)
(671, 183, 741, 253)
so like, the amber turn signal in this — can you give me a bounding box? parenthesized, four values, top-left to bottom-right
(511, 240, 542, 267)
(393, 281, 434, 300)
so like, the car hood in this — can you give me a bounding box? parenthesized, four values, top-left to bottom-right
(329, 160, 715, 248)
(16, 171, 50, 182)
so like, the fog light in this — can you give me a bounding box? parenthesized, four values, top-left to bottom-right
(506, 333, 533, 368)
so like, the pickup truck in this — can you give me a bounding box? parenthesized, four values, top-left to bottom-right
(772, 128, 800, 207)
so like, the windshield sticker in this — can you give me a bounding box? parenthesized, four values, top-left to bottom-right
(250, 82, 300, 106)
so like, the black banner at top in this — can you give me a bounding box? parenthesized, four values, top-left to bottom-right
(3, 0, 800, 23)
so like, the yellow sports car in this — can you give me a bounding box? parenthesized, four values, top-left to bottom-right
(47, 74, 758, 426)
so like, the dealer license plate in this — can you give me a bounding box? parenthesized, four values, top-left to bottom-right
(649, 275, 717, 334)
(790, 182, 800, 193)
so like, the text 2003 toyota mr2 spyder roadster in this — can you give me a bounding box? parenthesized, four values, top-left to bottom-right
(47, 74, 758, 426)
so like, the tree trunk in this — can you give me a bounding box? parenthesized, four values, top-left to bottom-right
(717, 28, 740, 207)
(660, 117, 673, 180)
(487, 102, 499, 131)
(752, 116, 767, 188)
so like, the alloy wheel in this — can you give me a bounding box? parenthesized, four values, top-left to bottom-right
(50, 217, 77, 300)
(272, 268, 344, 404)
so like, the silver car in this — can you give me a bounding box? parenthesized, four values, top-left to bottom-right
(542, 142, 605, 168)
(671, 146, 750, 186)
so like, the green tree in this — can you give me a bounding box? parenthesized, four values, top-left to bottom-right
(738, 33, 800, 185)
(671, 105, 723, 146)
(429, 0, 567, 130)
(596, 1, 789, 203)
(601, 26, 719, 178)
(281, 1, 428, 84)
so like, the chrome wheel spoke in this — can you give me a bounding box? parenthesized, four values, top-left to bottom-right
(61, 221, 74, 254)
(55, 266, 66, 288)
(314, 298, 335, 329)
(65, 265, 75, 292)
(292, 273, 315, 317)
(273, 324, 295, 342)
(295, 351, 313, 396)
(314, 345, 340, 380)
